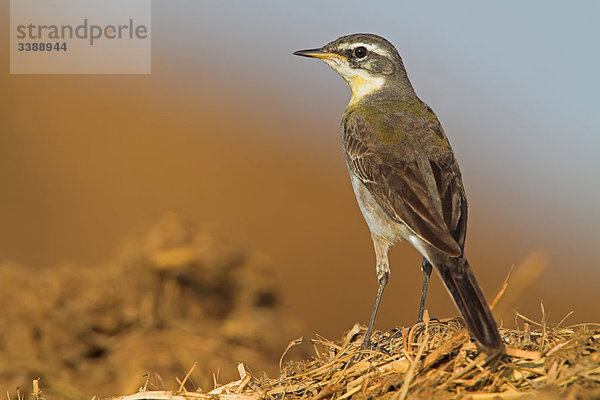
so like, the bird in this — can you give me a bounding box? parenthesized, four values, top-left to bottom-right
(293, 33, 504, 353)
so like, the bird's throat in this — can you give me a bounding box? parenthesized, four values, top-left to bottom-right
(347, 75, 385, 105)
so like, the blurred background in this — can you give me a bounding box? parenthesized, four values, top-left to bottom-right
(1, 1, 600, 396)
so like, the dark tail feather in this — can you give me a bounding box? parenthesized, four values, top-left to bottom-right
(436, 258, 504, 352)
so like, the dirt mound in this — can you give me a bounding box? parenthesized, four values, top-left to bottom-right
(0, 213, 303, 399)
(110, 317, 600, 400)
(3, 214, 599, 399)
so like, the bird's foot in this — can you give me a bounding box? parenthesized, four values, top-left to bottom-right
(360, 337, 392, 356)
(416, 316, 440, 325)
(389, 327, 403, 339)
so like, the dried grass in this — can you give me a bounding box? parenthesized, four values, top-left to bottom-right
(103, 254, 600, 400)
(3, 220, 598, 400)
(101, 314, 600, 400)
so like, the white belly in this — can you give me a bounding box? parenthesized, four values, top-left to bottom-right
(349, 172, 439, 265)
(350, 173, 436, 263)
(350, 173, 406, 243)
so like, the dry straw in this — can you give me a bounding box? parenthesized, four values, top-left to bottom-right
(107, 314, 600, 400)
(15, 253, 600, 399)
(105, 256, 600, 400)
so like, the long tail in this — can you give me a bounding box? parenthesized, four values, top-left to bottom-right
(436, 258, 504, 352)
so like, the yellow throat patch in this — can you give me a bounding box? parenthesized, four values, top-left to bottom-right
(346, 74, 385, 105)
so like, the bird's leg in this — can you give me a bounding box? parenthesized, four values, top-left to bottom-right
(361, 236, 390, 350)
(417, 258, 433, 323)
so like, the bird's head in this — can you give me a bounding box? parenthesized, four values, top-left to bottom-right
(294, 33, 409, 103)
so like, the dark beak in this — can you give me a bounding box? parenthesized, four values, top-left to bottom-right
(293, 47, 346, 60)
(293, 47, 326, 58)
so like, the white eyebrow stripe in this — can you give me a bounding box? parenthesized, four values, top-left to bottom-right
(338, 42, 391, 58)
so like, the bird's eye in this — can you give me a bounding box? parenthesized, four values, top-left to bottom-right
(354, 46, 367, 59)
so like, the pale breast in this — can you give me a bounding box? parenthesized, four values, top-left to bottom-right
(349, 172, 439, 264)
(349, 172, 410, 244)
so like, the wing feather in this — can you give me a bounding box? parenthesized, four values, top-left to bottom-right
(343, 102, 467, 256)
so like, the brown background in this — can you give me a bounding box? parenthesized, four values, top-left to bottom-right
(2, 2, 599, 341)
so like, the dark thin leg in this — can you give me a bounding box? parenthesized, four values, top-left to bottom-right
(361, 270, 389, 350)
(417, 258, 433, 322)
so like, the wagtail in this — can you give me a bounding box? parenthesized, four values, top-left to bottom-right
(294, 33, 504, 352)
